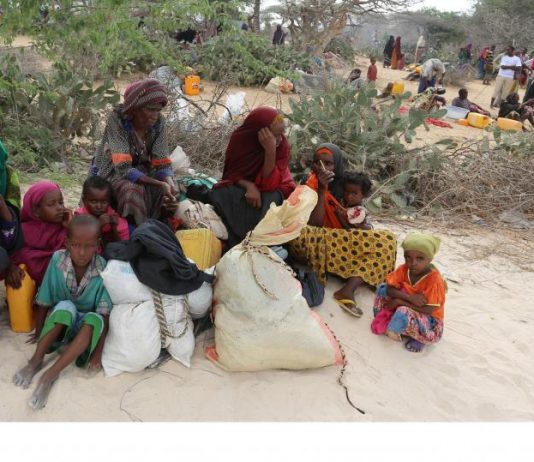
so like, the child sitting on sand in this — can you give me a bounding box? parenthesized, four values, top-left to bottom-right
(335, 172, 373, 230)
(75, 176, 129, 245)
(13, 215, 113, 410)
(371, 233, 446, 353)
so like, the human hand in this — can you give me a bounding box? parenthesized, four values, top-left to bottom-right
(245, 183, 262, 209)
(62, 209, 73, 228)
(160, 181, 176, 200)
(162, 195, 179, 213)
(258, 127, 277, 153)
(316, 168, 335, 190)
(409, 293, 427, 308)
(383, 298, 401, 310)
(98, 213, 114, 226)
(5, 263, 25, 289)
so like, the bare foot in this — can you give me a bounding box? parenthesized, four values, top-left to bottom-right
(28, 373, 57, 410)
(13, 361, 43, 389)
(405, 338, 425, 353)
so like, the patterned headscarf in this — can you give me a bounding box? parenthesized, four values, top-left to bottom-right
(121, 79, 168, 116)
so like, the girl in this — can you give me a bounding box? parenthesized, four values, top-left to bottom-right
(76, 176, 129, 245)
(6, 181, 71, 338)
(372, 233, 446, 353)
(335, 171, 373, 230)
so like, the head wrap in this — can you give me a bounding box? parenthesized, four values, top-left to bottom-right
(122, 79, 168, 116)
(402, 233, 441, 260)
(314, 143, 345, 201)
(11, 181, 67, 284)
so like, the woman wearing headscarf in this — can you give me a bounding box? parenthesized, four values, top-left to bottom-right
(0, 139, 23, 279)
(391, 36, 402, 70)
(93, 78, 177, 226)
(211, 106, 295, 248)
(288, 143, 397, 317)
(383, 35, 395, 68)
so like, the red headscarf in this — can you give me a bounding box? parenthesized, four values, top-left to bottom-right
(12, 181, 67, 284)
(215, 106, 295, 198)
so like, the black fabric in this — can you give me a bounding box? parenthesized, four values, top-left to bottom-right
(524, 80, 534, 103)
(296, 268, 325, 308)
(210, 185, 283, 249)
(104, 219, 214, 295)
(186, 184, 212, 204)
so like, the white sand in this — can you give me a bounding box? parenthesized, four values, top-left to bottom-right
(1, 221, 533, 421)
(0, 47, 533, 421)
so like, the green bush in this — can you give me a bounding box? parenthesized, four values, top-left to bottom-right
(189, 32, 312, 86)
(0, 54, 119, 171)
(324, 37, 355, 62)
(286, 82, 446, 210)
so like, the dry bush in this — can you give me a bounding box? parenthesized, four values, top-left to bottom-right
(414, 138, 534, 222)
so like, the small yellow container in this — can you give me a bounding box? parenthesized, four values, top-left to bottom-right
(184, 75, 201, 96)
(467, 112, 492, 129)
(457, 118, 469, 126)
(497, 117, 523, 132)
(391, 81, 405, 95)
(6, 264, 36, 333)
(176, 228, 222, 270)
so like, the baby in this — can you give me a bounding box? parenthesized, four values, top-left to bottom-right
(335, 171, 373, 230)
(13, 215, 113, 410)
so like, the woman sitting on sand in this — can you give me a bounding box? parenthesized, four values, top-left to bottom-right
(371, 233, 446, 353)
(93, 78, 178, 226)
(210, 106, 295, 248)
(288, 143, 397, 318)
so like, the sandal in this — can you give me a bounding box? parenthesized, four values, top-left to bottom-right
(335, 298, 363, 318)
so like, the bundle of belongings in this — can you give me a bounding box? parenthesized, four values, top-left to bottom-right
(206, 186, 343, 371)
(101, 220, 216, 376)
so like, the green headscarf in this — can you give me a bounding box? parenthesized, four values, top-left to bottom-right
(402, 233, 441, 260)
(0, 139, 9, 198)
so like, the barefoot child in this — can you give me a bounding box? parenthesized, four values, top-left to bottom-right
(75, 176, 129, 245)
(372, 233, 446, 353)
(13, 215, 112, 410)
(367, 56, 378, 82)
(335, 171, 373, 230)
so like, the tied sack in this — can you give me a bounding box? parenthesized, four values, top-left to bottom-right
(206, 186, 343, 372)
(100, 260, 152, 305)
(175, 199, 228, 241)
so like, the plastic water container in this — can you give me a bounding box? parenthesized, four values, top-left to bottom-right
(467, 112, 492, 129)
(175, 228, 222, 270)
(497, 117, 522, 132)
(391, 81, 405, 95)
(446, 106, 470, 120)
(184, 75, 201, 96)
(6, 264, 36, 333)
(457, 118, 469, 126)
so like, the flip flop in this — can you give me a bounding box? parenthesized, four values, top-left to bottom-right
(335, 298, 363, 318)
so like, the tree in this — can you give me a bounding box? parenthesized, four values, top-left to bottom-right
(267, 0, 417, 51)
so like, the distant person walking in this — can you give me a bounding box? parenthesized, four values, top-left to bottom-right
(367, 57, 378, 82)
(415, 35, 426, 63)
(391, 37, 402, 70)
(418, 58, 446, 93)
(491, 46, 522, 108)
(272, 24, 286, 46)
(383, 36, 395, 68)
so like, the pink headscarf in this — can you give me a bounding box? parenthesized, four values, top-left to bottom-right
(12, 181, 67, 284)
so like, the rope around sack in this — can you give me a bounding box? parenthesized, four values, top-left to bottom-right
(242, 234, 295, 299)
(150, 289, 190, 348)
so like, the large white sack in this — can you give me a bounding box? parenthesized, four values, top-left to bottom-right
(100, 260, 152, 305)
(207, 186, 342, 372)
(161, 295, 195, 367)
(186, 282, 213, 320)
(218, 91, 246, 123)
(102, 301, 161, 377)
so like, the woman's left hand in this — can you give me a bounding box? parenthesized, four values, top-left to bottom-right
(258, 127, 277, 153)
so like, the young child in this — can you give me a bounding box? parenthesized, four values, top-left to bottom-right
(75, 176, 129, 245)
(483, 51, 494, 85)
(335, 172, 373, 230)
(367, 56, 378, 82)
(13, 215, 112, 410)
(371, 233, 446, 353)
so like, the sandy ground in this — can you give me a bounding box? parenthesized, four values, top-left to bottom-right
(0, 41, 533, 421)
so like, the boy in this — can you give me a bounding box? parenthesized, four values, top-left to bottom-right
(367, 57, 378, 82)
(335, 172, 373, 230)
(13, 215, 112, 410)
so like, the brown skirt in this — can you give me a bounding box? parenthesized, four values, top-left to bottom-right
(111, 178, 164, 225)
(288, 226, 397, 287)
